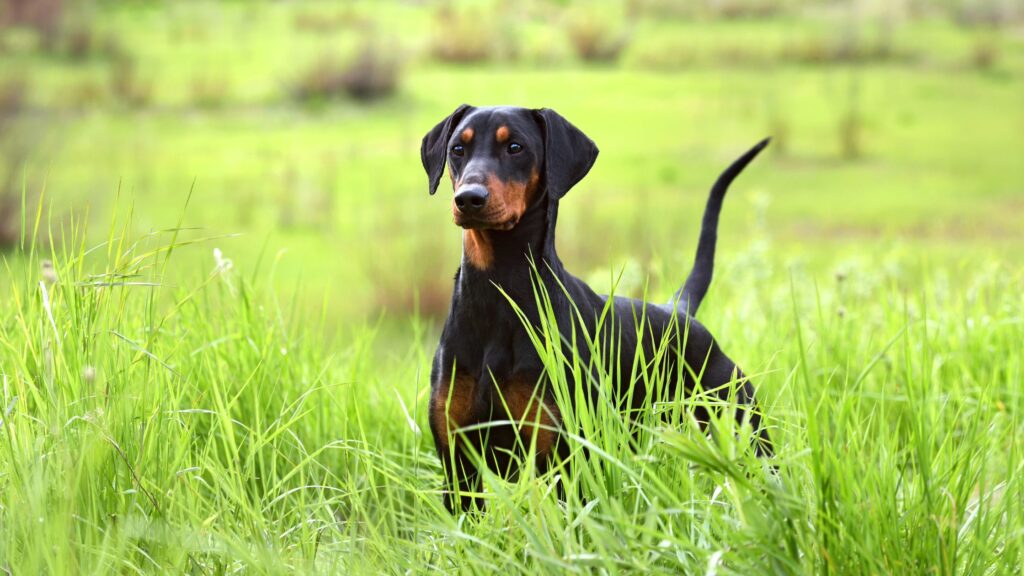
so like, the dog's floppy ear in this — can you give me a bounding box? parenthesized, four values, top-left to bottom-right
(533, 108, 599, 200)
(421, 104, 473, 195)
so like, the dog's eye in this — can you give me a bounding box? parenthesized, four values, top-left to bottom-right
(451, 145, 465, 157)
(508, 143, 523, 155)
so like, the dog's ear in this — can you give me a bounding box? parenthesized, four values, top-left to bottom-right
(421, 104, 473, 195)
(533, 108, 599, 200)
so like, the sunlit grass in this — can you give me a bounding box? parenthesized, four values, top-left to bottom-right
(1, 204, 1020, 573)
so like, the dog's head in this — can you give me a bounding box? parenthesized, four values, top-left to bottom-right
(421, 105, 599, 231)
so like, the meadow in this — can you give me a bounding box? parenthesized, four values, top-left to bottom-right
(1, 1, 1022, 573)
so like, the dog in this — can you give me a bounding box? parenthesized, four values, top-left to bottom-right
(421, 105, 771, 513)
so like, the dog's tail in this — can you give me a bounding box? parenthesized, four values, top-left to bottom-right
(672, 138, 770, 314)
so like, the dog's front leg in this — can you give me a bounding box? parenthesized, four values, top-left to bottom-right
(436, 441, 483, 513)
(429, 374, 486, 514)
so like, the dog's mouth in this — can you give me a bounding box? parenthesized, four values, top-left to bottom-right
(454, 216, 519, 231)
(453, 209, 520, 231)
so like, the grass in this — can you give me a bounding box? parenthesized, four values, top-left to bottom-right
(0, 203, 1020, 573)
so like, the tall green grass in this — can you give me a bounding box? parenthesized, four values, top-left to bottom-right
(1, 207, 1021, 573)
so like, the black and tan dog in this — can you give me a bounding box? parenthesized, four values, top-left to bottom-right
(421, 104, 771, 513)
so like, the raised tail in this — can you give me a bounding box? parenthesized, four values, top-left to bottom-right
(672, 138, 770, 314)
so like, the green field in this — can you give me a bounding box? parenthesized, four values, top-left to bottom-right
(1, 1, 1022, 573)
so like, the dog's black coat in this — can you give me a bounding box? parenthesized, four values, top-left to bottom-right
(421, 105, 771, 512)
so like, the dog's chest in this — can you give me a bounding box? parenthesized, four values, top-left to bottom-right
(429, 369, 560, 462)
(430, 276, 561, 466)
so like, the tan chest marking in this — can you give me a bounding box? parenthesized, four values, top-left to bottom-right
(497, 375, 561, 456)
(431, 374, 561, 456)
(431, 373, 476, 451)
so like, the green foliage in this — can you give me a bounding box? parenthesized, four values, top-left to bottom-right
(0, 209, 1021, 573)
(564, 6, 632, 63)
(108, 50, 152, 108)
(290, 35, 401, 104)
(429, 3, 502, 64)
(0, 73, 35, 249)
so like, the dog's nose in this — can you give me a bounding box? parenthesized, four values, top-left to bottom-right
(454, 185, 489, 214)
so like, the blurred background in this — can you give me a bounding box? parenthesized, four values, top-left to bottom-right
(1, 0, 1022, 326)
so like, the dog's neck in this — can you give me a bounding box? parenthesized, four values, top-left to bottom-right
(458, 194, 553, 289)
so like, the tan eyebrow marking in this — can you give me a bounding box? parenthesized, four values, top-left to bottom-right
(460, 128, 474, 143)
(495, 125, 509, 143)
